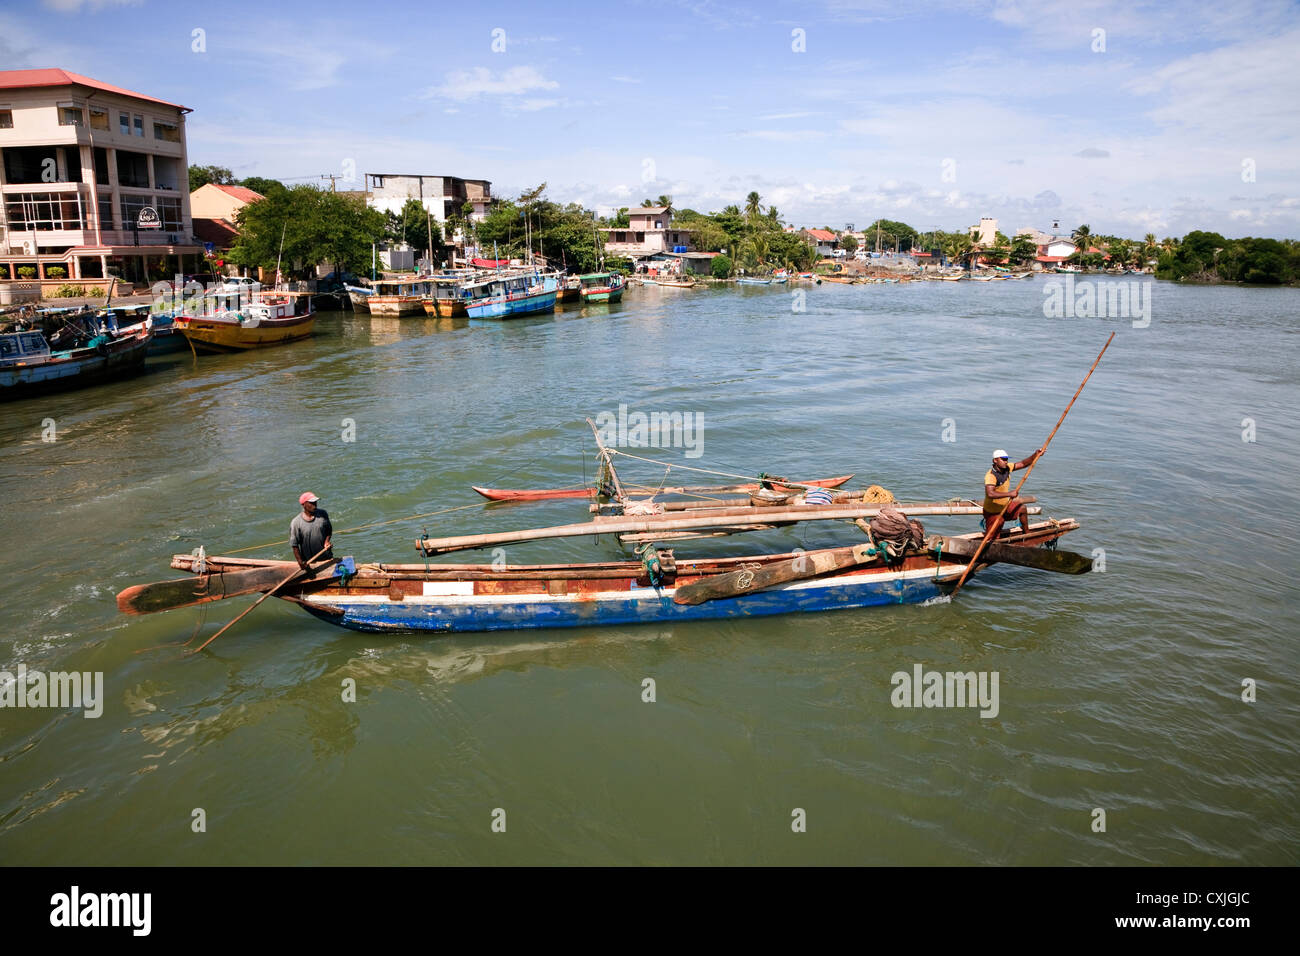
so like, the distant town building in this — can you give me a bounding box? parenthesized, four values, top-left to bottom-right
(363, 173, 492, 223)
(968, 216, 998, 246)
(801, 228, 839, 257)
(602, 206, 693, 257)
(0, 67, 202, 288)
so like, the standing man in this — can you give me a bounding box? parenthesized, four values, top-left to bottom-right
(291, 492, 333, 572)
(983, 448, 1042, 535)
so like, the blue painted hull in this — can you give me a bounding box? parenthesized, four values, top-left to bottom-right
(299, 566, 953, 634)
(465, 289, 558, 319)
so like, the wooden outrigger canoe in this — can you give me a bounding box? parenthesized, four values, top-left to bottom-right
(471, 474, 855, 502)
(120, 519, 1084, 634)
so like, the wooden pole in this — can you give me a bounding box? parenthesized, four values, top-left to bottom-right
(417, 502, 1035, 555)
(586, 417, 627, 503)
(190, 546, 330, 653)
(950, 332, 1114, 596)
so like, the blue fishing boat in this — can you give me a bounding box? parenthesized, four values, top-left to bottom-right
(138, 519, 1082, 634)
(736, 277, 772, 285)
(1, 323, 153, 401)
(462, 271, 558, 318)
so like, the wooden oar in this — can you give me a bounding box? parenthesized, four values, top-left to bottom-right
(949, 331, 1114, 597)
(117, 564, 306, 615)
(190, 547, 331, 654)
(672, 533, 1091, 606)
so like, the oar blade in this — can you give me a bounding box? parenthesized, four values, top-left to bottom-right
(115, 566, 289, 615)
(673, 545, 870, 606)
(941, 536, 1092, 575)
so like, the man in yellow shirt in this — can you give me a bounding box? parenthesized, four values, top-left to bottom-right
(983, 448, 1042, 535)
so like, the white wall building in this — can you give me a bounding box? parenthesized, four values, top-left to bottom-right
(0, 68, 202, 286)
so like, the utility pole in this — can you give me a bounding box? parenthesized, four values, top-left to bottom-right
(320, 174, 338, 193)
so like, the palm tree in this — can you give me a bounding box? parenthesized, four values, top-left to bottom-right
(744, 191, 763, 222)
(1071, 224, 1092, 256)
(655, 194, 673, 215)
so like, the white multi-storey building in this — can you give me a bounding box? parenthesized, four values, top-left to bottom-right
(0, 68, 203, 289)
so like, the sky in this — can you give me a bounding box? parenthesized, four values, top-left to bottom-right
(3, 0, 1298, 238)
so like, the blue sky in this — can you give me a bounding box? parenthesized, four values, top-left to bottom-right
(5, 0, 1298, 238)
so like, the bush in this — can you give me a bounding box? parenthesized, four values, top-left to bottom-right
(87, 286, 106, 297)
(17, 266, 37, 279)
(711, 254, 733, 279)
(52, 283, 87, 297)
(0, 265, 9, 279)
(46, 265, 67, 279)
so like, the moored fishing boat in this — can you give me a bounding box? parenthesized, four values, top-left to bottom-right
(735, 277, 772, 285)
(420, 273, 471, 317)
(345, 283, 374, 313)
(555, 275, 582, 303)
(176, 292, 315, 352)
(1, 322, 152, 401)
(578, 272, 625, 303)
(462, 271, 558, 318)
(368, 277, 427, 316)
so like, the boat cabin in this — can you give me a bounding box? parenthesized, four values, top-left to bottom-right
(0, 330, 53, 366)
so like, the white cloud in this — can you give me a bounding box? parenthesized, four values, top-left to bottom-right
(42, 0, 140, 11)
(428, 66, 559, 101)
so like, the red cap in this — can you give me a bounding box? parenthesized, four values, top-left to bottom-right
(299, 492, 319, 505)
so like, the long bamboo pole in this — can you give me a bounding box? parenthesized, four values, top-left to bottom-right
(950, 332, 1114, 596)
(416, 502, 1040, 555)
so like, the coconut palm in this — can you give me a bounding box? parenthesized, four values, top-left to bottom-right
(744, 191, 763, 222)
(1071, 224, 1092, 256)
(656, 194, 673, 215)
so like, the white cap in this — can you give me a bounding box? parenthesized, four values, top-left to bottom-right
(992, 449, 1009, 460)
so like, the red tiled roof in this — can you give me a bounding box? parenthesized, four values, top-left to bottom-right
(0, 68, 190, 111)
(804, 229, 837, 241)
(193, 218, 239, 247)
(1035, 255, 1068, 262)
(210, 184, 264, 203)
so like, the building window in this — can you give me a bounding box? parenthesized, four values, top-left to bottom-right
(4, 191, 87, 231)
(59, 107, 84, 127)
(133, 114, 144, 136)
(0, 110, 12, 129)
(98, 196, 115, 230)
(152, 122, 180, 143)
(89, 107, 109, 131)
(154, 196, 182, 230)
(120, 112, 130, 135)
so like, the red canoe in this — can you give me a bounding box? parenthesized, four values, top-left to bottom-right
(472, 474, 855, 502)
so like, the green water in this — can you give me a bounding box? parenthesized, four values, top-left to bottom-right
(2, 279, 1297, 864)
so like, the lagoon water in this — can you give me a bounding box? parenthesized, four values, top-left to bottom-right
(1, 277, 1297, 864)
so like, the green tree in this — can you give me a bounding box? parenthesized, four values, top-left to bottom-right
(711, 254, 733, 278)
(239, 176, 286, 198)
(609, 207, 630, 228)
(189, 164, 235, 191)
(1071, 223, 1092, 256)
(1009, 234, 1037, 265)
(229, 185, 386, 279)
(840, 234, 859, 255)
(744, 191, 763, 222)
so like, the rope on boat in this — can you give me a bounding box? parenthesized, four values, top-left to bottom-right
(605, 449, 839, 491)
